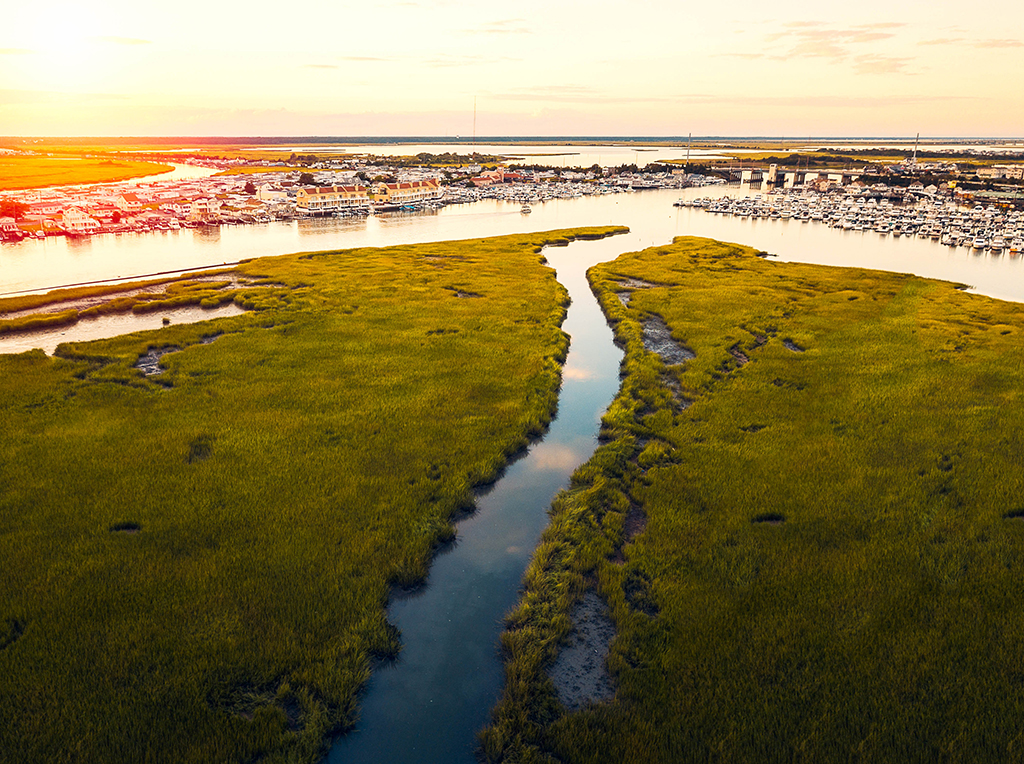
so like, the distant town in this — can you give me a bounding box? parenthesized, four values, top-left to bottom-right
(1, 147, 1022, 243)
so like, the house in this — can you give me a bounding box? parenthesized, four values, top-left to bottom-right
(117, 193, 143, 212)
(62, 206, 101, 234)
(471, 169, 506, 187)
(257, 184, 287, 202)
(27, 201, 63, 216)
(296, 185, 370, 214)
(188, 197, 222, 222)
(984, 165, 1024, 180)
(0, 217, 24, 241)
(159, 200, 191, 216)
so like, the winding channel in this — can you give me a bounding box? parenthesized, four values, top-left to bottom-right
(4, 185, 1023, 759)
(327, 234, 632, 763)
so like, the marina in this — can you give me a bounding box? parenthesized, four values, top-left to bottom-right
(680, 190, 1024, 254)
(5, 183, 1024, 354)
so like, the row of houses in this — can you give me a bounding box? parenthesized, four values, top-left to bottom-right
(977, 165, 1024, 180)
(295, 179, 441, 214)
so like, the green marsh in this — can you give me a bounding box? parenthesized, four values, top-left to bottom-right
(484, 236, 1024, 764)
(0, 227, 624, 764)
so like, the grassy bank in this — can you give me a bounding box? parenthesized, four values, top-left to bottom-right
(0, 275, 244, 334)
(0, 154, 173, 191)
(483, 236, 1024, 763)
(0, 227, 624, 764)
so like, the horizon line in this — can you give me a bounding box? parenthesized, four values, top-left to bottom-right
(3, 135, 1024, 144)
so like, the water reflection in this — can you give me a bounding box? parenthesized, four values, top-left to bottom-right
(327, 236, 625, 764)
(4, 187, 1022, 304)
(0, 303, 246, 355)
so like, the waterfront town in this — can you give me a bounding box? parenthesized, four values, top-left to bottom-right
(1, 148, 1022, 244)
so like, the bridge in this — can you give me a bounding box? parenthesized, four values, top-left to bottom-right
(715, 165, 863, 187)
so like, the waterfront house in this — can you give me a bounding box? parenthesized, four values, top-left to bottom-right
(62, 206, 101, 234)
(296, 185, 370, 214)
(188, 197, 222, 222)
(0, 217, 24, 240)
(369, 179, 442, 205)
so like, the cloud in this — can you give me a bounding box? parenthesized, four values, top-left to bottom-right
(463, 19, 531, 35)
(303, 64, 339, 69)
(422, 54, 521, 68)
(980, 38, 1024, 48)
(919, 36, 1022, 48)
(768, 25, 901, 48)
(0, 48, 33, 55)
(489, 85, 673, 105)
(0, 89, 128, 105)
(852, 54, 915, 74)
(742, 22, 918, 74)
(90, 36, 151, 45)
(668, 93, 976, 109)
(336, 56, 391, 62)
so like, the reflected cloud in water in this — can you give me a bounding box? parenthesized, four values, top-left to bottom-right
(561, 364, 594, 380)
(524, 441, 589, 472)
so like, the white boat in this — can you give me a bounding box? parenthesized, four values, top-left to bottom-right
(972, 236, 988, 250)
(520, 204, 531, 214)
(1009, 238, 1024, 254)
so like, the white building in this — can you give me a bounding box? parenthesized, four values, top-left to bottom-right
(62, 207, 101, 233)
(257, 184, 287, 202)
(188, 197, 222, 221)
(117, 193, 143, 212)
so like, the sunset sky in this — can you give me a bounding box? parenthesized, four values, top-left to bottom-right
(1, 0, 1022, 137)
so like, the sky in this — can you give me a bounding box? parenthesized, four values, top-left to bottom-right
(1, 0, 1022, 137)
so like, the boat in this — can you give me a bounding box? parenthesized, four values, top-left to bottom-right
(520, 204, 531, 214)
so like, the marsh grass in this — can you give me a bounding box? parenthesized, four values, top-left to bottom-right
(0, 275, 251, 335)
(0, 154, 172, 191)
(483, 236, 1024, 764)
(0, 227, 624, 764)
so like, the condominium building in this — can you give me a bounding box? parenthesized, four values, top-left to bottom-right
(296, 185, 370, 214)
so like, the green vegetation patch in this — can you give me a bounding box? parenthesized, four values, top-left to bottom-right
(483, 236, 1024, 764)
(0, 275, 249, 335)
(0, 226, 624, 764)
(0, 154, 172, 191)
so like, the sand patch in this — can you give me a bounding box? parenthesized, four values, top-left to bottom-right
(548, 592, 616, 712)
